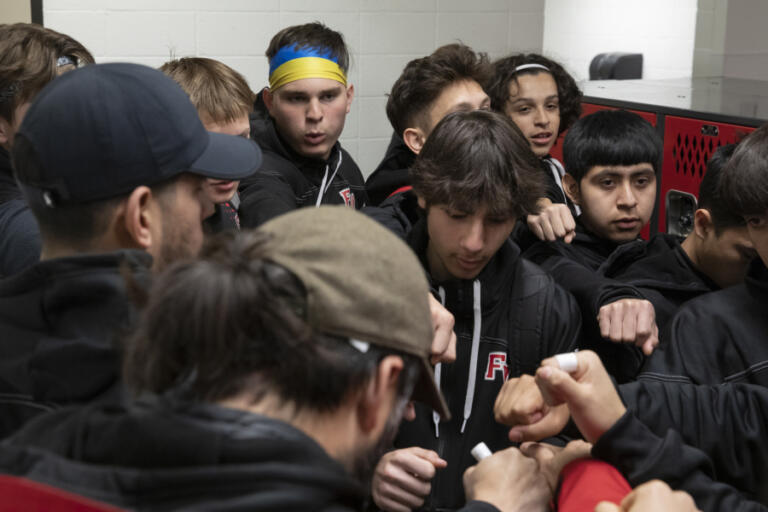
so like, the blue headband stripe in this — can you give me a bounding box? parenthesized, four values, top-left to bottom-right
(269, 45, 339, 76)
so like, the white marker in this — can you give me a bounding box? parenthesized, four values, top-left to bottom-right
(554, 352, 579, 373)
(471, 442, 492, 462)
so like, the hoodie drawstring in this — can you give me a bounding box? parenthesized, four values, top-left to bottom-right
(461, 279, 482, 433)
(315, 152, 343, 207)
(433, 286, 446, 438)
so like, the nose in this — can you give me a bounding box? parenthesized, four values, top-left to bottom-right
(617, 182, 638, 209)
(533, 105, 551, 127)
(306, 98, 322, 122)
(460, 218, 485, 253)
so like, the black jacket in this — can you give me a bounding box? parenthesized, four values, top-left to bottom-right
(616, 379, 768, 500)
(0, 398, 367, 511)
(599, 234, 719, 330)
(0, 250, 151, 438)
(395, 219, 581, 510)
(523, 224, 645, 382)
(239, 95, 368, 228)
(0, 147, 40, 277)
(364, 133, 415, 206)
(639, 258, 768, 386)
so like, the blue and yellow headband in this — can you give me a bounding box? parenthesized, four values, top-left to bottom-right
(268, 45, 347, 91)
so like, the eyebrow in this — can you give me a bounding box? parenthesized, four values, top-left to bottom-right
(509, 94, 559, 105)
(591, 166, 655, 178)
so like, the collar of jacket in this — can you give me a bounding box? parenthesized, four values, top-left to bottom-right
(746, 258, 768, 299)
(573, 220, 622, 258)
(600, 233, 719, 293)
(407, 216, 522, 319)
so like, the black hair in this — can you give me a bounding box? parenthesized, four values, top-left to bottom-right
(487, 53, 582, 134)
(124, 230, 420, 413)
(698, 144, 744, 233)
(266, 22, 350, 74)
(410, 110, 544, 219)
(563, 109, 662, 182)
(721, 124, 768, 217)
(386, 43, 491, 136)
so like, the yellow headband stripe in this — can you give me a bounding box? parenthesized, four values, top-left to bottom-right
(269, 57, 347, 91)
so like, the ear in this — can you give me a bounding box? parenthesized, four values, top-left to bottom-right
(563, 173, 581, 205)
(345, 84, 355, 114)
(403, 127, 427, 155)
(357, 355, 404, 435)
(0, 116, 12, 149)
(262, 88, 274, 115)
(121, 186, 155, 250)
(416, 195, 427, 211)
(693, 209, 714, 240)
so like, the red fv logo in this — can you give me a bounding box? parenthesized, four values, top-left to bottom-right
(339, 188, 356, 208)
(485, 352, 509, 381)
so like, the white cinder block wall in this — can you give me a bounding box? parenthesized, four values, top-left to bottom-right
(542, 0, 698, 81)
(42, 0, 545, 177)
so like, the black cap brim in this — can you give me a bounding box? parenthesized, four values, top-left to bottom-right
(188, 131, 262, 181)
(412, 357, 451, 421)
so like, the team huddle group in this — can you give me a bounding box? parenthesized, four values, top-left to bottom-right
(0, 19, 767, 512)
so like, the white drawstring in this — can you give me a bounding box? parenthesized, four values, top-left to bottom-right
(433, 286, 446, 438)
(315, 152, 343, 207)
(461, 279, 482, 434)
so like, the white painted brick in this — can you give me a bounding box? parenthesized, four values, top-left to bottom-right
(98, 56, 169, 68)
(280, 0, 359, 12)
(357, 138, 391, 178)
(509, 12, 544, 52)
(437, 13, 509, 54)
(342, 102, 359, 138)
(43, 11, 108, 57)
(105, 0, 280, 10)
(44, 0, 104, 9)
(197, 0, 280, 11)
(358, 96, 391, 139)
(438, 0, 508, 11)
(509, 0, 545, 13)
(197, 12, 279, 56)
(359, 54, 415, 97)
(278, 12, 361, 55)
(209, 56, 269, 92)
(361, 13, 435, 54)
(361, 0, 436, 12)
(103, 12, 195, 57)
(338, 138, 358, 163)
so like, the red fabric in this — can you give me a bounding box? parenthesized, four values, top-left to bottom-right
(557, 459, 632, 511)
(386, 185, 413, 199)
(0, 475, 124, 511)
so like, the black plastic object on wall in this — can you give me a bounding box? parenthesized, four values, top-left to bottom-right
(589, 53, 643, 80)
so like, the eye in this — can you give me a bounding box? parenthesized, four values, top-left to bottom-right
(486, 217, 509, 225)
(546, 102, 559, 111)
(746, 216, 767, 228)
(321, 92, 339, 102)
(517, 106, 531, 114)
(443, 208, 467, 220)
(635, 176, 652, 187)
(599, 178, 615, 188)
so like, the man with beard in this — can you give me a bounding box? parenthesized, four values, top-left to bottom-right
(0, 63, 261, 437)
(0, 208, 552, 511)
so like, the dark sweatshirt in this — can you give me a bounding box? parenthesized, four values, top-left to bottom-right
(0, 146, 40, 277)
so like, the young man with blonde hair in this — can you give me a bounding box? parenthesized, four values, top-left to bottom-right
(239, 22, 367, 227)
(161, 57, 255, 231)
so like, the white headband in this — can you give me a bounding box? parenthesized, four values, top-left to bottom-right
(514, 63, 550, 73)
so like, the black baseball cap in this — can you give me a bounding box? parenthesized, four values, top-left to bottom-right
(15, 62, 262, 207)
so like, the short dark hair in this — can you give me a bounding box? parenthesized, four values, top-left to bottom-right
(0, 23, 93, 124)
(386, 44, 491, 137)
(124, 230, 420, 412)
(487, 53, 582, 134)
(563, 109, 662, 182)
(721, 124, 768, 217)
(410, 110, 544, 219)
(12, 133, 177, 249)
(698, 144, 744, 233)
(266, 22, 350, 74)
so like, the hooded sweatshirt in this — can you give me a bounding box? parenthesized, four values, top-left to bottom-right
(238, 94, 368, 228)
(364, 133, 415, 206)
(395, 218, 581, 510)
(599, 233, 720, 330)
(639, 258, 768, 386)
(0, 146, 41, 277)
(0, 250, 151, 438)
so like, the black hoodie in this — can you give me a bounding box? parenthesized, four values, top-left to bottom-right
(239, 93, 368, 228)
(639, 258, 768, 386)
(394, 218, 581, 510)
(598, 234, 720, 330)
(0, 147, 41, 277)
(523, 224, 645, 382)
(0, 250, 151, 438)
(364, 133, 415, 206)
